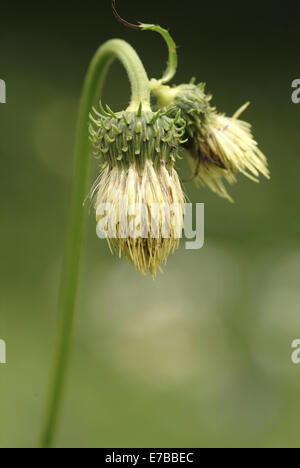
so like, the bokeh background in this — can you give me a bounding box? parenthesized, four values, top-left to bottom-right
(1, 0, 300, 448)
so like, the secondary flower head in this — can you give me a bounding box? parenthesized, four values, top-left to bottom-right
(153, 81, 270, 201)
(89, 104, 186, 276)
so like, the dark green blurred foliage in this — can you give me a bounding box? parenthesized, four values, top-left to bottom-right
(0, 0, 300, 448)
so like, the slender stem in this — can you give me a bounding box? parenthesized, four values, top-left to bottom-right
(111, 2, 178, 85)
(111, 0, 140, 31)
(40, 39, 150, 448)
(141, 24, 178, 84)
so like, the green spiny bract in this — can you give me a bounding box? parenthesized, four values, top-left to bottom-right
(89, 102, 186, 171)
(152, 81, 223, 168)
(90, 102, 187, 276)
(164, 83, 226, 167)
(153, 81, 228, 175)
(153, 81, 269, 201)
(153, 81, 212, 140)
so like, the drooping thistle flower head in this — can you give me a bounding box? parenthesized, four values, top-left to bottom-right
(89, 103, 186, 276)
(84, 7, 270, 276)
(152, 81, 270, 201)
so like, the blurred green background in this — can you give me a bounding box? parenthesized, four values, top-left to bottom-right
(0, 0, 300, 448)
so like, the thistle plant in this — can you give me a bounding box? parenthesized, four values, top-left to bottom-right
(41, 1, 270, 448)
(89, 105, 186, 276)
(152, 81, 270, 201)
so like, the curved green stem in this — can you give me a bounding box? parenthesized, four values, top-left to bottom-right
(111, 2, 178, 84)
(141, 24, 178, 85)
(40, 39, 150, 448)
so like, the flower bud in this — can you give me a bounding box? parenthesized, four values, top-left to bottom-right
(89, 104, 186, 276)
(153, 82, 270, 201)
